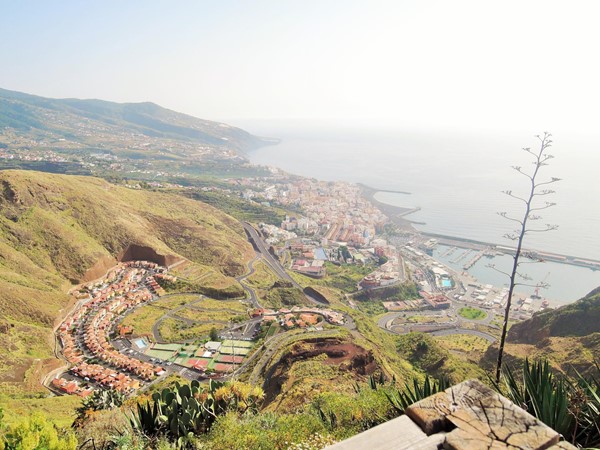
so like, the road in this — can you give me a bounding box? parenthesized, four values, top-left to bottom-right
(242, 222, 327, 306)
(377, 305, 498, 343)
(235, 254, 262, 308)
(428, 328, 497, 342)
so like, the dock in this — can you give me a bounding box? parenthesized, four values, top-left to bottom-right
(422, 232, 600, 271)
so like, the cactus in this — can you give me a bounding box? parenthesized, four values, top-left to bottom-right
(130, 380, 264, 448)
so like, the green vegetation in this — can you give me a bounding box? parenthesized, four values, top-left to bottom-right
(352, 283, 420, 317)
(385, 374, 450, 414)
(458, 306, 487, 320)
(0, 408, 77, 450)
(353, 283, 419, 302)
(495, 358, 600, 448)
(197, 411, 335, 450)
(434, 334, 490, 354)
(245, 261, 279, 290)
(6, 361, 600, 449)
(509, 287, 600, 341)
(121, 295, 198, 338)
(129, 380, 264, 448)
(0, 170, 253, 410)
(481, 288, 600, 378)
(263, 285, 307, 309)
(174, 307, 247, 324)
(289, 262, 375, 293)
(158, 318, 223, 343)
(184, 190, 287, 226)
(162, 264, 246, 299)
(356, 301, 387, 316)
(0, 395, 82, 429)
(395, 333, 485, 383)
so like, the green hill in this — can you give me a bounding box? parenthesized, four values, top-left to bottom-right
(0, 87, 264, 153)
(482, 288, 600, 376)
(0, 170, 254, 396)
(508, 287, 600, 343)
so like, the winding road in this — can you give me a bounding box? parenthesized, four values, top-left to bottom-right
(377, 306, 498, 343)
(242, 222, 327, 306)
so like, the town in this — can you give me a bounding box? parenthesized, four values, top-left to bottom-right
(51, 257, 349, 397)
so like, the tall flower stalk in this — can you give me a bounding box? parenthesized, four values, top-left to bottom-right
(493, 132, 559, 383)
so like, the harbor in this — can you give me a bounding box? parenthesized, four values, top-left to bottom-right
(421, 239, 600, 306)
(422, 232, 600, 271)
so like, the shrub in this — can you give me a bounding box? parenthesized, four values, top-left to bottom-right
(0, 411, 77, 450)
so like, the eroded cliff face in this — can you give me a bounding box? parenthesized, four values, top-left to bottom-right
(81, 255, 118, 283)
(118, 244, 183, 268)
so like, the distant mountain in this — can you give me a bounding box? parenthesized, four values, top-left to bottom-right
(0, 87, 265, 154)
(482, 288, 600, 376)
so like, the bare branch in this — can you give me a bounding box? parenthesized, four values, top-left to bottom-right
(525, 224, 558, 233)
(529, 202, 556, 212)
(497, 212, 524, 225)
(494, 131, 559, 383)
(502, 190, 528, 203)
(536, 177, 561, 187)
(486, 264, 512, 278)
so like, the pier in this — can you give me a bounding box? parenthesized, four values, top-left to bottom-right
(422, 232, 600, 271)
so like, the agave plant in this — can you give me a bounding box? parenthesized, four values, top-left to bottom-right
(385, 374, 450, 414)
(494, 358, 600, 448)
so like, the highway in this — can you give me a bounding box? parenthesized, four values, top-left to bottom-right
(242, 222, 327, 305)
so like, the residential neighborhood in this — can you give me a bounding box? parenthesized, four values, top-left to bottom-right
(53, 261, 170, 396)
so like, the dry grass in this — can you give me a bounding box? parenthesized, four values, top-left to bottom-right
(0, 170, 254, 403)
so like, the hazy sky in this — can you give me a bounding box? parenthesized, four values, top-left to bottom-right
(1, 1, 599, 132)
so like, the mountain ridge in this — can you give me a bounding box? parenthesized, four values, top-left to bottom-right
(0, 86, 266, 153)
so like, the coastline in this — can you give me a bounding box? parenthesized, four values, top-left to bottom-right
(357, 183, 418, 231)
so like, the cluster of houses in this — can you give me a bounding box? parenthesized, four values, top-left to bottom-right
(51, 376, 94, 397)
(359, 240, 403, 289)
(55, 261, 170, 395)
(287, 240, 329, 278)
(259, 223, 298, 245)
(252, 306, 345, 329)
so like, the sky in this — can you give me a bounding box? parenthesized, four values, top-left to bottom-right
(1, 1, 600, 132)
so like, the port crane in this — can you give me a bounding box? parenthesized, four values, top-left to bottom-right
(532, 272, 551, 299)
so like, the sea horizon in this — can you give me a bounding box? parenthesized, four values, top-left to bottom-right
(236, 120, 600, 303)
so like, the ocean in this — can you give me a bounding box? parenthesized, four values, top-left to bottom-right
(235, 121, 600, 304)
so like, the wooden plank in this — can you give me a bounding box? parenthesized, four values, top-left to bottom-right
(406, 379, 560, 450)
(325, 415, 432, 450)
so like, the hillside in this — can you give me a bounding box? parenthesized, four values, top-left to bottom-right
(0, 88, 274, 180)
(0, 170, 254, 396)
(0, 87, 263, 153)
(482, 288, 600, 376)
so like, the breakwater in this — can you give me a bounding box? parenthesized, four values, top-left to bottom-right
(422, 232, 600, 271)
